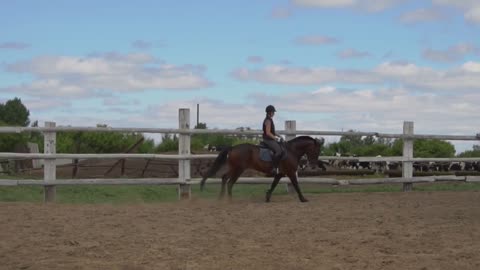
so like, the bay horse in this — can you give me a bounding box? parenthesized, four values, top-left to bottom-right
(200, 136, 324, 202)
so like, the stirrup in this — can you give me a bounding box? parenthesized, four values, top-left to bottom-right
(272, 167, 279, 175)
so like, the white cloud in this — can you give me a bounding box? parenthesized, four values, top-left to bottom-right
(375, 61, 427, 77)
(232, 65, 376, 85)
(131, 40, 166, 50)
(143, 99, 263, 130)
(465, 6, 480, 23)
(293, 0, 406, 12)
(24, 98, 72, 111)
(3, 52, 212, 98)
(271, 5, 293, 19)
(422, 43, 479, 63)
(5, 79, 89, 97)
(462, 61, 480, 72)
(249, 86, 480, 140)
(432, 0, 480, 24)
(293, 0, 356, 8)
(132, 40, 152, 50)
(232, 61, 480, 91)
(0, 42, 30, 50)
(293, 0, 480, 24)
(294, 35, 339, 46)
(362, 0, 407, 12)
(337, 48, 371, 59)
(102, 97, 141, 106)
(247, 56, 264, 64)
(400, 8, 446, 24)
(312, 86, 336, 94)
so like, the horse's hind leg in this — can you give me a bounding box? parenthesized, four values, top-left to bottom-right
(227, 170, 243, 200)
(219, 173, 229, 199)
(265, 174, 283, 203)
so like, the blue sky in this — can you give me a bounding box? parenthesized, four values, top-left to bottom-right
(1, 0, 480, 152)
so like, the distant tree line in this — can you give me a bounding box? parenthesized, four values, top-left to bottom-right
(322, 131, 457, 158)
(0, 97, 156, 154)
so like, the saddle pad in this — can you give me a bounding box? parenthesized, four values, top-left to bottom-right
(259, 147, 288, 162)
(259, 148, 274, 162)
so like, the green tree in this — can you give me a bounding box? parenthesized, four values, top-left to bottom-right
(355, 143, 393, 157)
(138, 138, 155, 153)
(339, 130, 363, 148)
(457, 145, 480, 157)
(0, 98, 31, 151)
(0, 120, 27, 152)
(362, 135, 376, 146)
(40, 124, 156, 154)
(156, 133, 179, 152)
(0, 97, 30, 126)
(325, 131, 392, 156)
(324, 133, 455, 158)
(190, 123, 260, 152)
(391, 139, 455, 157)
(191, 123, 208, 150)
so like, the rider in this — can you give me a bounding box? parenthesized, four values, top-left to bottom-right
(262, 105, 284, 175)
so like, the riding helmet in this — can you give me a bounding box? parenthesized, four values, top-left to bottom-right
(265, 105, 276, 113)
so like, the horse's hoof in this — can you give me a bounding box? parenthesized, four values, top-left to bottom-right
(265, 192, 271, 203)
(300, 198, 308, 203)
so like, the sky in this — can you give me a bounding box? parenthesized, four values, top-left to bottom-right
(1, 0, 480, 153)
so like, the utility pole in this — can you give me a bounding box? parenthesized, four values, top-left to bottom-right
(196, 103, 199, 127)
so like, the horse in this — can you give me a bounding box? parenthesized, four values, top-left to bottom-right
(200, 136, 325, 202)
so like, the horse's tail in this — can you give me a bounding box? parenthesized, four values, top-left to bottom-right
(200, 146, 232, 191)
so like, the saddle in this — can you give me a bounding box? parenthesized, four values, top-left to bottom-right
(258, 142, 287, 162)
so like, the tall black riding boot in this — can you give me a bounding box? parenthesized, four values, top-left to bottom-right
(272, 154, 281, 175)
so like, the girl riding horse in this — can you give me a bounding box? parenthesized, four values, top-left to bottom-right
(200, 135, 324, 202)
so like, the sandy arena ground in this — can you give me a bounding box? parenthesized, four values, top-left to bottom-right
(1, 191, 479, 270)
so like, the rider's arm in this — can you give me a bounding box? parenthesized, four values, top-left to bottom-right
(265, 120, 277, 140)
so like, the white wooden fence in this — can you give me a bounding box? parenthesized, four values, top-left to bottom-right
(1, 108, 480, 202)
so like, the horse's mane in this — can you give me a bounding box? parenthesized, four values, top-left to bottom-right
(288, 135, 315, 143)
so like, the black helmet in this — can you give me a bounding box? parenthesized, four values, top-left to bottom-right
(265, 105, 276, 113)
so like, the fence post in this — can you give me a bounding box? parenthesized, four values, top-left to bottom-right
(285, 120, 296, 194)
(178, 108, 191, 199)
(402, 121, 414, 191)
(44, 122, 56, 202)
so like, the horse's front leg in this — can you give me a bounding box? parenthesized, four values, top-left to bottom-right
(265, 174, 283, 202)
(287, 171, 308, 202)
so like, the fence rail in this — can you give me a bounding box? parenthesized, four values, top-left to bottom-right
(3, 176, 480, 186)
(3, 153, 480, 162)
(1, 108, 480, 202)
(2, 126, 480, 141)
